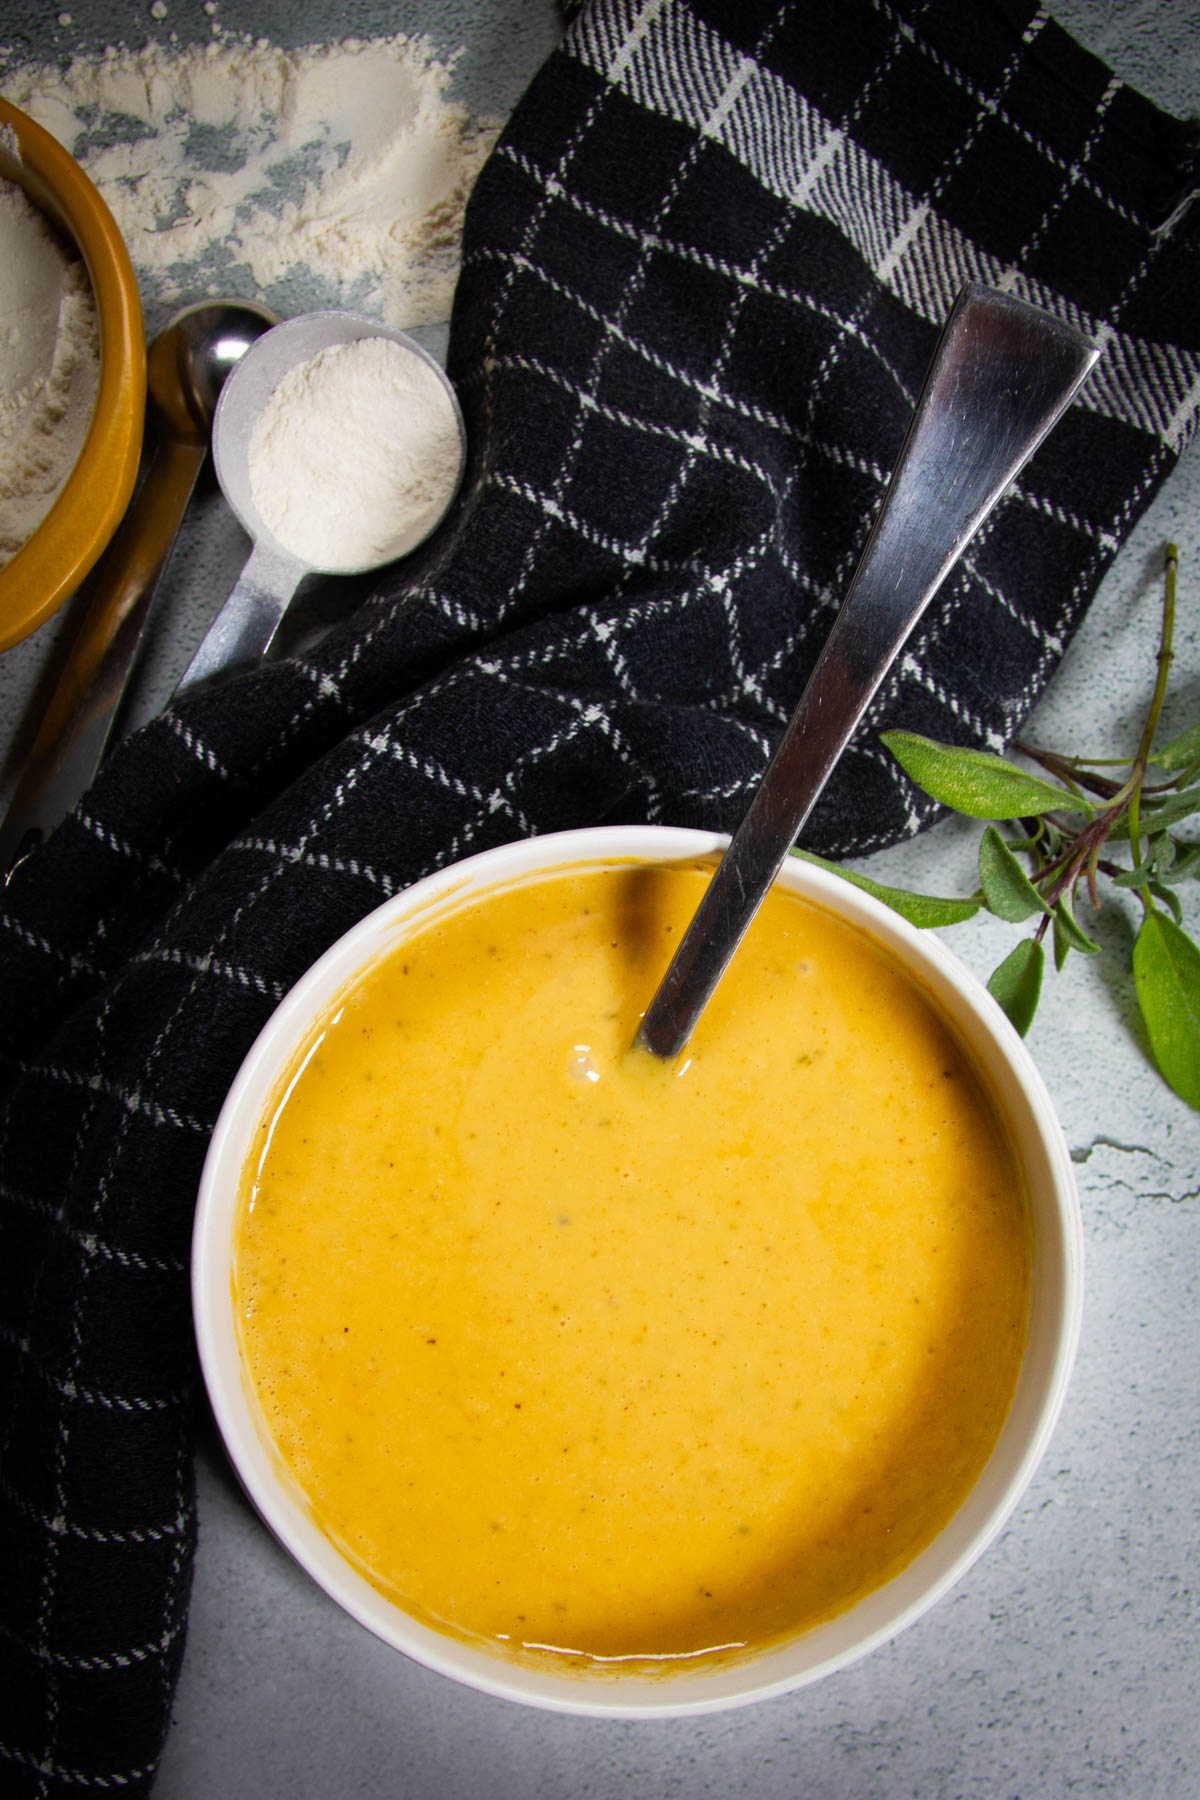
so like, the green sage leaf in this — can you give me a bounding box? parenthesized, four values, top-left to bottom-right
(1113, 863, 1152, 889)
(1170, 843, 1200, 881)
(1148, 831, 1174, 873)
(1149, 719, 1200, 772)
(978, 827, 1050, 922)
(986, 939, 1045, 1036)
(1132, 910, 1200, 1109)
(1148, 882, 1184, 925)
(1052, 898, 1100, 955)
(1052, 912, 1071, 972)
(789, 851, 979, 927)
(880, 731, 1089, 820)
(1111, 786, 1200, 837)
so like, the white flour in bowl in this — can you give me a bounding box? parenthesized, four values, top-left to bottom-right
(0, 172, 99, 566)
(0, 31, 500, 332)
(247, 336, 463, 571)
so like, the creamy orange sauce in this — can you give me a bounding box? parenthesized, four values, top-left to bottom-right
(234, 860, 1029, 1673)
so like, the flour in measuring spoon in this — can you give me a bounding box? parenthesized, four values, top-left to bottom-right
(247, 336, 462, 571)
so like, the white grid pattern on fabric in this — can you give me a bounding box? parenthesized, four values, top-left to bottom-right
(567, 0, 1200, 450)
(0, 1466, 187, 1547)
(466, 187, 1118, 549)
(459, 0, 1145, 817)
(0, 1184, 184, 1277)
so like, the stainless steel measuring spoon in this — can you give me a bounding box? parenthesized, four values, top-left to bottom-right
(635, 282, 1100, 1059)
(174, 310, 467, 694)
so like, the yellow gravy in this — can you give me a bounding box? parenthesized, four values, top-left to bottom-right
(234, 860, 1029, 1672)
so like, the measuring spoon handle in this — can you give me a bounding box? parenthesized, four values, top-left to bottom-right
(635, 283, 1099, 1059)
(1, 433, 206, 882)
(174, 541, 306, 694)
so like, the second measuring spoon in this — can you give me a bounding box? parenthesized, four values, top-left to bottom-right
(175, 311, 467, 694)
(1, 298, 277, 880)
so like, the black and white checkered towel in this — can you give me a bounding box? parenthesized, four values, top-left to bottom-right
(1, 0, 1197, 1790)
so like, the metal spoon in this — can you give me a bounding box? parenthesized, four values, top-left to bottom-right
(1, 298, 277, 880)
(174, 310, 466, 694)
(635, 283, 1100, 1059)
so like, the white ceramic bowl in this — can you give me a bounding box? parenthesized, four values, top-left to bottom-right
(192, 825, 1083, 1718)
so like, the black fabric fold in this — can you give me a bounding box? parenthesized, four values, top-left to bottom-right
(1, 1, 1197, 1791)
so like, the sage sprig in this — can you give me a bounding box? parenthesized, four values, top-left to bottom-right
(796, 544, 1200, 1109)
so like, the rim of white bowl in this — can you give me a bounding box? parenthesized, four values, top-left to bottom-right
(192, 824, 1084, 1718)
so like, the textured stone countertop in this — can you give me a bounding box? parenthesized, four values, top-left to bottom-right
(2, 2, 1198, 1795)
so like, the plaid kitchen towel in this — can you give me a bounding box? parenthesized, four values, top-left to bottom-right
(1, 0, 1197, 1790)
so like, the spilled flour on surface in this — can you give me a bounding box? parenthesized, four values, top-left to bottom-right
(0, 33, 501, 331)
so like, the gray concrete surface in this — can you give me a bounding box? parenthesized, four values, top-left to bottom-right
(2, 2, 1199, 1796)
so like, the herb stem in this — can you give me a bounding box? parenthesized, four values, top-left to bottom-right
(1013, 741, 1123, 800)
(1127, 544, 1178, 896)
(872, 543, 1195, 1106)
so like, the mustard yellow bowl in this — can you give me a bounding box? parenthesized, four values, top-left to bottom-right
(0, 97, 144, 653)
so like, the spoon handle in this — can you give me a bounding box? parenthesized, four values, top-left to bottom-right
(635, 283, 1099, 1059)
(173, 541, 306, 694)
(1, 433, 206, 882)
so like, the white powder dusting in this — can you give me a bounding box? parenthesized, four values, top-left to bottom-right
(247, 336, 463, 571)
(0, 174, 100, 565)
(0, 32, 500, 331)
